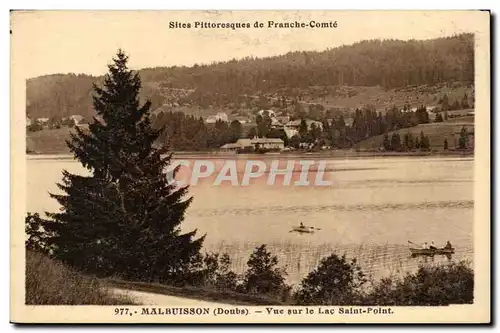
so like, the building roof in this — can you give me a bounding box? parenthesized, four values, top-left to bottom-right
(251, 138, 284, 144)
(236, 138, 253, 147)
(70, 115, 84, 121)
(220, 143, 241, 149)
(285, 119, 322, 128)
(257, 109, 276, 117)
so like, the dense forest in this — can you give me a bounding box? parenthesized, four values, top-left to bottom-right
(26, 34, 474, 120)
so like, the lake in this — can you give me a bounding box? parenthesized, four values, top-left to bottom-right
(26, 154, 474, 287)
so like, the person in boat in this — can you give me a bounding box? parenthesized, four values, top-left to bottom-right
(422, 242, 429, 249)
(444, 240, 452, 249)
(429, 241, 437, 250)
(299, 222, 306, 229)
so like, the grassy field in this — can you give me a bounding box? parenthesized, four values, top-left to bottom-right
(25, 250, 134, 305)
(27, 127, 82, 154)
(356, 118, 474, 151)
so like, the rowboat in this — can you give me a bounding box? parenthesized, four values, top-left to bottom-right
(290, 226, 317, 234)
(409, 247, 455, 256)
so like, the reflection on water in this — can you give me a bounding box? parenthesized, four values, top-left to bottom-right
(27, 155, 474, 286)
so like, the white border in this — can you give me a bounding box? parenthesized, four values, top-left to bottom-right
(4, 1, 498, 332)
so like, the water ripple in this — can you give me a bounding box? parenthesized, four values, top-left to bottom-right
(190, 200, 474, 217)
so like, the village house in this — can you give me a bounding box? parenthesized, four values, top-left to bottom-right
(26, 117, 32, 127)
(283, 127, 298, 139)
(251, 137, 285, 150)
(270, 117, 285, 129)
(206, 112, 229, 124)
(343, 117, 354, 127)
(36, 118, 50, 126)
(220, 137, 285, 152)
(257, 109, 276, 118)
(275, 115, 290, 125)
(285, 119, 323, 131)
(220, 138, 253, 152)
(69, 115, 85, 126)
(232, 116, 251, 124)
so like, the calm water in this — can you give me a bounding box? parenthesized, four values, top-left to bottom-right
(26, 155, 474, 286)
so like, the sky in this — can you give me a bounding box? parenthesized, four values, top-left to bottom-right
(10, 10, 485, 79)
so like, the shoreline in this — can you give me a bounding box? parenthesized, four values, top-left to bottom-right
(26, 149, 474, 160)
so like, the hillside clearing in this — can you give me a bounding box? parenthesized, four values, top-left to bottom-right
(356, 119, 474, 151)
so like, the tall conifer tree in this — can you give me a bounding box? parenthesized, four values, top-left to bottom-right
(42, 50, 205, 283)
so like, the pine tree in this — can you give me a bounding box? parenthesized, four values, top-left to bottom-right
(403, 132, 409, 151)
(247, 127, 257, 139)
(441, 94, 449, 111)
(407, 132, 415, 151)
(461, 93, 470, 109)
(419, 131, 426, 150)
(459, 126, 468, 149)
(299, 118, 308, 138)
(40, 50, 205, 282)
(444, 138, 449, 150)
(382, 132, 391, 151)
(229, 120, 243, 142)
(415, 136, 421, 149)
(390, 132, 402, 152)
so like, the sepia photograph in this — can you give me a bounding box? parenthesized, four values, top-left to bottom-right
(10, 10, 491, 324)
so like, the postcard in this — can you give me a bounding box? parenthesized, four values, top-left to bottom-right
(10, 10, 490, 324)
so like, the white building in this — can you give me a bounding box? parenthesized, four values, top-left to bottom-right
(257, 109, 276, 118)
(251, 137, 285, 150)
(69, 115, 85, 125)
(206, 112, 229, 124)
(36, 117, 49, 125)
(220, 137, 284, 151)
(285, 119, 323, 131)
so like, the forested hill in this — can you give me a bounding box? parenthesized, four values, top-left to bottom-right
(27, 33, 474, 119)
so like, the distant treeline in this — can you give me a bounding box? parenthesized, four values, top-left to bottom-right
(27, 34, 473, 119)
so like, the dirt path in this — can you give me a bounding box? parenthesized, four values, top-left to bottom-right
(110, 288, 229, 306)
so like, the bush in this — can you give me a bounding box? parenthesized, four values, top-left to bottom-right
(27, 122, 43, 132)
(25, 251, 134, 305)
(195, 252, 239, 291)
(364, 261, 474, 306)
(242, 245, 290, 300)
(294, 253, 367, 305)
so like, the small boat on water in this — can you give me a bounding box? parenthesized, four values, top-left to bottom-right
(290, 224, 321, 234)
(290, 226, 315, 234)
(409, 247, 455, 256)
(407, 240, 455, 257)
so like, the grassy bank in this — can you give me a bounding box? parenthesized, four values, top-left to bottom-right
(26, 127, 473, 158)
(25, 251, 135, 305)
(105, 260, 473, 306)
(106, 279, 286, 305)
(26, 249, 473, 306)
